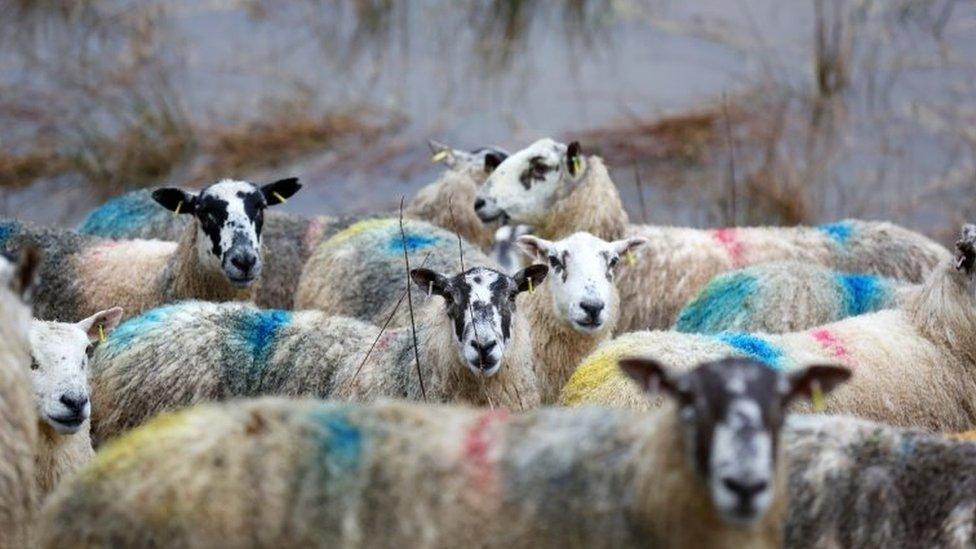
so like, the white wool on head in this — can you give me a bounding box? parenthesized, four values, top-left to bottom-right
(476, 138, 581, 224)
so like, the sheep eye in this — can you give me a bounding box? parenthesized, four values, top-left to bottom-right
(86, 344, 95, 358)
(30, 357, 38, 371)
(608, 256, 619, 268)
(548, 255, 563, 270)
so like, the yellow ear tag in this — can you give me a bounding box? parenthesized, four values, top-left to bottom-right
(626, 251, 635, 266)
(428, 281, 433, 298)
(272, 192, 288, 204)
(431, 150, 449, 163)
(528, 278, 534, 294)
(811, 380, 825, 412)
(98, 324, 106, 344)
(571, 156, 581, 176)
(173, 200, 182, 218)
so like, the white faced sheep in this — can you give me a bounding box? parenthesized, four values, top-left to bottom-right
(561, 223, 976, 432)
(676, 261, 914, 334)
(0, 248, 40, 549)
(0, 178, 301, 323)
(475, 138, 950, 331)
(784, 414, 976, 547)
(29, 307, 123, 498)
(89, 265, 548, 444)
(39, 357, 849, 549)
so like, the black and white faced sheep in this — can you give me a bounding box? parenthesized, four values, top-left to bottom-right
(0, 248, 41, 548)
(564, 223, 976, 432)
(88, 265, 547, 444)
(475, 138, 950, 331)
(0, 178, 301, 323)
(39, 357, 849, 549)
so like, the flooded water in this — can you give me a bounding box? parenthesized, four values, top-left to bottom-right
(2, 0, 975, 240)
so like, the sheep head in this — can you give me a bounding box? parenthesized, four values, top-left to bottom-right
(619, 356, 850, 527)
(410, 265, 547, 377)
(152, 178, 301, 287)
(955, 223, 976, 274)
(30, 307, 123, 435)
(517, 231, 645, 335)
(428, 140, 509, 177)
(474, 138, 585, 225)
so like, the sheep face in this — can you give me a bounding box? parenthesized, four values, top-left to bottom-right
(475, 138, 583, 224)
(152, 178, 302, 287)
(429, 140, 509, 177)
(518, 232, 646, 334)
(411, 265, 548, 376)
(28, 307, 123, 435)
(620, 357, 850, 527)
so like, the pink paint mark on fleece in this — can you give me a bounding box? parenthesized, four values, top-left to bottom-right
(463, 410, 509, 500)
(303, 216, 328, 255)
(811, 329, 854, 366)
(710, 228, 745, 267)
(88, 240, 123, 259)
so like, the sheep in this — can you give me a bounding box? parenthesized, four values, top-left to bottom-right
(783, 413, 976, 547)
(89, 264, 548, 444)
(0, 248, 40, 549)
(516, 232, 646, 403)
(675, 261, 914, 334)
(1, 178, 301, 323)
(295, 217, 497, 327)
(560, 223, 976, 432)
(29, 307, 123, 499)
(475, 138, 951, 331)
(39, 357, 849, 548)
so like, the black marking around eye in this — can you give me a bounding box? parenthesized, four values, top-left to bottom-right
(195, 195, 230, 257)
(239, 190, 267, 237)
(519, 156, 550, 190)
(488, 272, 514, 340)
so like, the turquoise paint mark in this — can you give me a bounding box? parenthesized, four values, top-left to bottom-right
(713, 332, 783, 369)
(77, 191, 168, 238)
(836, 274, 888, 316)
(0, 220, 21, 251)
(231, 309, 291, 394)
(818, 222, 854, 245)
(387, 232, 440, 254)
(99, 304, 181, 358)
(676, 271, 757, 334)
(306, 406, 363, 481)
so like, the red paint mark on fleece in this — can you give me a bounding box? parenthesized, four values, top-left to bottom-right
(303, 216, 328, 255)
(463, 410, 509, 498)
(811, 329, 854, 365)
(710, 228, 745, 267)
(88, 240, 123, 258)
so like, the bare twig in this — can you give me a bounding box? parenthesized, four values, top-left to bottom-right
(399, 196, 427, 401)
(448, 197, 466, 272)
(350, 251, 433, 385)
(722, 92, 737, 225)
(634, 166, 648, 223)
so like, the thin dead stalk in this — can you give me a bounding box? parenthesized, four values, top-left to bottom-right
(399, 196, 427, 401)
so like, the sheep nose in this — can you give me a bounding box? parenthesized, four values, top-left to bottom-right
(580, 301, 605, 322)
(474, 197, 486, 211)
(60, 394, 89, 415)
(471, 340, 497, 359)
(722, 477, 769, 500)
(231, 254, 257, 274)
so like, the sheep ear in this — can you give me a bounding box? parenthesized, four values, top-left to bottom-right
(514, 264, 548, 293)
(152, 188, 197, 215)
(76, 307, 125, 343)
(611, 237, 647, 257)
(515, 235, 551, 262)
(10, 245, 40, 302)
(565, 141, 583, 177)
(619, 357, 681, 396)
(410, 268, 451, 298)
(484, 151, 507, 173)
(955, 224, 976, 274)
(783, 364, 851, 405)
(427, 140, 458, 168)
(262, 178, 302, 206)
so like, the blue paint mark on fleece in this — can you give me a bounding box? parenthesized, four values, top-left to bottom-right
(230, 309, 292, 394)
(99, 304, 181, 358)
(836, 274, 888, 316)
(713, 332, 784, 370)
(818, 221, 854, 245)
(77, 191, 168, 238)
(676, 271, 757, 334)
(387, 232, 441, 254)
(306, 406, 364, 486)
(0, 220, 21, 251)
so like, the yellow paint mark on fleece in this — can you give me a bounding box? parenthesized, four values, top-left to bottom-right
(323, 218, 397, 249)
(82, 408, 195, 483)
(950, 429, 976, 442)
(561, 342, 633, 405)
